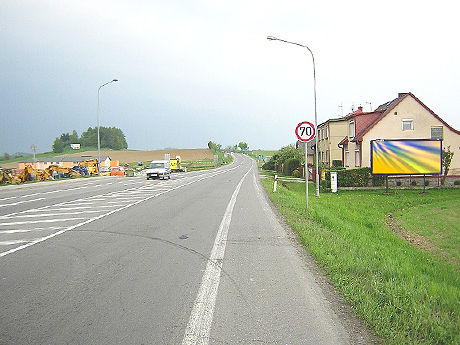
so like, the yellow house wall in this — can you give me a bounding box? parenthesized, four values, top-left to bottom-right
(318, 120, 347, 167)
(361, 96, 460, 175)
(330, 121, 348, 165)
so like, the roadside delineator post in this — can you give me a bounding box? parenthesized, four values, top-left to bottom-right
(274, 175, 278, 192)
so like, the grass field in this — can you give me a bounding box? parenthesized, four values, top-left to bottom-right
(261, 179, 460, 345)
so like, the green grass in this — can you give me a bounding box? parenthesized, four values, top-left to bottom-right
(261, 179, 460, 345)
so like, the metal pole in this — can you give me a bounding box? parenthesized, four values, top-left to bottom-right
(305, 144, 309, 209)
(97, 79, 118, 175)
(267, 36, 320, 198)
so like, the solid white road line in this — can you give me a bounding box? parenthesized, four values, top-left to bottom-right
(182, 166, 251, 345)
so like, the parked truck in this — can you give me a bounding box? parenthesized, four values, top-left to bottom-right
(146, 160, 171, 180)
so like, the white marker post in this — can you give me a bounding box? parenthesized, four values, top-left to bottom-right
(295, 121, 316, 210)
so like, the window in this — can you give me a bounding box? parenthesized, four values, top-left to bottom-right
(355, 149, 360, 167)
(345, 151, 350, 167)
(431, 126, 443, 139)
(349, 121, 355, 138)
(402, 119, 414, 131)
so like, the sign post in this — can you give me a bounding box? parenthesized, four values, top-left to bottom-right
(295, 121, 316, 209)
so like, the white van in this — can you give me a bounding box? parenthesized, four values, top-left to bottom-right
(146, 160, 171, 180)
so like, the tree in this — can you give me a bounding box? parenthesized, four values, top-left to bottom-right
(274, 145, 303, 167)
(238, 142, 248, 151)
(52, 138, 65, 153)
(69, 130, 78, 144)
(442, 146, 454, 185)
(52, 127, 127, 152)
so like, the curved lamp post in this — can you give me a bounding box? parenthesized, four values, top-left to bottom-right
(267, 36, 320, 198)
(97, 79, 118, 174)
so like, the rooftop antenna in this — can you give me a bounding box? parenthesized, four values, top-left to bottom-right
(366, 102, 372, 111)
(338, 103, 343, 117)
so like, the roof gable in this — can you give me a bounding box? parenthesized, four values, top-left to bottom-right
(352, 92, 460, 141)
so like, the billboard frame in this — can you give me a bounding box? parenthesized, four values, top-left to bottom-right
(370, 138, 443, 176)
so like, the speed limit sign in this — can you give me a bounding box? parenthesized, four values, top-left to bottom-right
(295, 121, 315, 142)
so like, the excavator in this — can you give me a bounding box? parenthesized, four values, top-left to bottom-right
(0, 168, 14, 184)
(1, 159, 100, 186)
(46, 165, 82, 179)
(77, 159, 99, 175)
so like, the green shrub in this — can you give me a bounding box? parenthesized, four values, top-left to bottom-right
(262, 158, 275, 170)
(454, 180, 460, 185)
(396, 181, 402, 186)
(285, 158, 300, 176)
(292, 169, 301, 178)
(332, 160, 342, 168)
(371, 175, 386, 186)
(411, 180, 417, 186)
(325, 167, 371, 187)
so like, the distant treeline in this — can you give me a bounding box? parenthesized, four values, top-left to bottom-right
(52, 127, 128, 153)
(207, 141, 248, 153)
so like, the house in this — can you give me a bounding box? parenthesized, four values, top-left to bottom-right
(319, 93, 460, 175)
(317, 117, 348, 167)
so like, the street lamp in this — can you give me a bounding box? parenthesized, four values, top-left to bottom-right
(267, 36, 320, 198)
(97, 79, 118, 175)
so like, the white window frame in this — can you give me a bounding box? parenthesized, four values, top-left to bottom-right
(355, 149, 360, 167)
(402, 119, 414, 131)
(345, 151, 350, 167)
(349, 121, 355, 138)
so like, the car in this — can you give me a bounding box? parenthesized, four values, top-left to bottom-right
(145, 160, 171, 180)
(110, 166, 125, 177)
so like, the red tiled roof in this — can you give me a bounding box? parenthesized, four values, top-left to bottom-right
(351, 92, 460, 142)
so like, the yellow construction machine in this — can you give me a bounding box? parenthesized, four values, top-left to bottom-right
(77, 159, 99, 175)
(46, 165, 82, 178)
(170, 156, 187, 172)
(0, 168, 14, 184)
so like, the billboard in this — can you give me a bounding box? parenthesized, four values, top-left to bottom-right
(370, 139, 442, 175)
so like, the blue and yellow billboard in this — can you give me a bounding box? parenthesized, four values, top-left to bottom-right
(370, 139, 442, 175)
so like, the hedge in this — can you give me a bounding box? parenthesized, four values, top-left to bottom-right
(322, 167, 385, 189)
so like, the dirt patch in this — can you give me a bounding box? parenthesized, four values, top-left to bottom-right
(1, 149, 214, 168)
(385, 213, 436, 253)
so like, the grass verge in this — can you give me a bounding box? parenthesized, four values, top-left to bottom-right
(261, 178, 459, 344)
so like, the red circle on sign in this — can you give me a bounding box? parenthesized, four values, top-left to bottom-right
(295, 121, 315, 142)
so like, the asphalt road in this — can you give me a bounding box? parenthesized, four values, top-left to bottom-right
(0, 154, 369, 344)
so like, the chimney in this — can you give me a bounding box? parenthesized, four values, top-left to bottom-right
(357, 106, 363, 113)
(398, 93, 408, 98)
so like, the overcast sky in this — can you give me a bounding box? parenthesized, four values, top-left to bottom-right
(1, 0, 459, 155)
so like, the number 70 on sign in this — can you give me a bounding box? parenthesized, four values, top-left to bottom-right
(295, 121, 316, 142)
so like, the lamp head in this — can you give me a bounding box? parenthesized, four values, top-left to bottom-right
(112, 79, 118, 82)
(267, 36, 277, 41)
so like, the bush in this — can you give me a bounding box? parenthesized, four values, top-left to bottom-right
(411, 180, 417, 186)
(454, 180, 460, 185)
(396, 181, 402, 186)
(292, 169, 301, 178)
(285, 158, 300, 176)
(324, 167, 371, 187)
(320, 179, 331, 191)
(371, 175, 385, 187)
(332, 160, 342, 168)
(262, 158, 275, 170)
